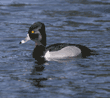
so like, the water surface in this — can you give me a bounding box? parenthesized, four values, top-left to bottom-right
(0, 0, 110, 98)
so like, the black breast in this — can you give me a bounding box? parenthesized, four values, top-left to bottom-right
(33, 45, 46, 61)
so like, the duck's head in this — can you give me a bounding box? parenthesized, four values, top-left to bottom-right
(20, 22, 46, 46)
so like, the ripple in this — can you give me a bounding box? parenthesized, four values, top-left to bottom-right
(0, 0, 110, 97)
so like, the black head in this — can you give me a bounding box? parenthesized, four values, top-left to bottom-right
(28, 22, 46, 46)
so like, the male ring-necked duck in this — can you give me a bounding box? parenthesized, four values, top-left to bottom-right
(20, 22, 96, 62)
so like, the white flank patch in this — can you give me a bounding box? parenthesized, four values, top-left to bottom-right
(44, 51, 50, 61)
(44, 46, 81, 61)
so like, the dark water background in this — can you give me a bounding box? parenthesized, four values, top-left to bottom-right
(0, 0, 110, 98)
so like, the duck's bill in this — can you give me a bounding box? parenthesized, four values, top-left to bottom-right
(19, 34, 31, 44)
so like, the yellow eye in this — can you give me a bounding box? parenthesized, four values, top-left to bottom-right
(31, 31, 34, 33)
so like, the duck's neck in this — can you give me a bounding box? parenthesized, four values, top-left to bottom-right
(35, 39, 46, 47)
(35, 40, 43, 46)
(39, 30, 46, 46)
(40, 37, 46, 47)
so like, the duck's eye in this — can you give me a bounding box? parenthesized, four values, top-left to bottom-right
(31, 31, 34, 33)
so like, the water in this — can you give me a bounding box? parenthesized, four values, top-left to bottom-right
(0, 0, 110, 98)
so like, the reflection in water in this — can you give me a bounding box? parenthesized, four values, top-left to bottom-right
(30, 62, 47, 88)
(31, 62, 45, 73)
(30, 78, 47, 88)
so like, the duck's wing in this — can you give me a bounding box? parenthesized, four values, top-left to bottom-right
(46, 43, 97, 58)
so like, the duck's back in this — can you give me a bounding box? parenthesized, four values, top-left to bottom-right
(46, 43, 94, 58)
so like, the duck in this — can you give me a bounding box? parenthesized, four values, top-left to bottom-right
(20, 22, 96, 62)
